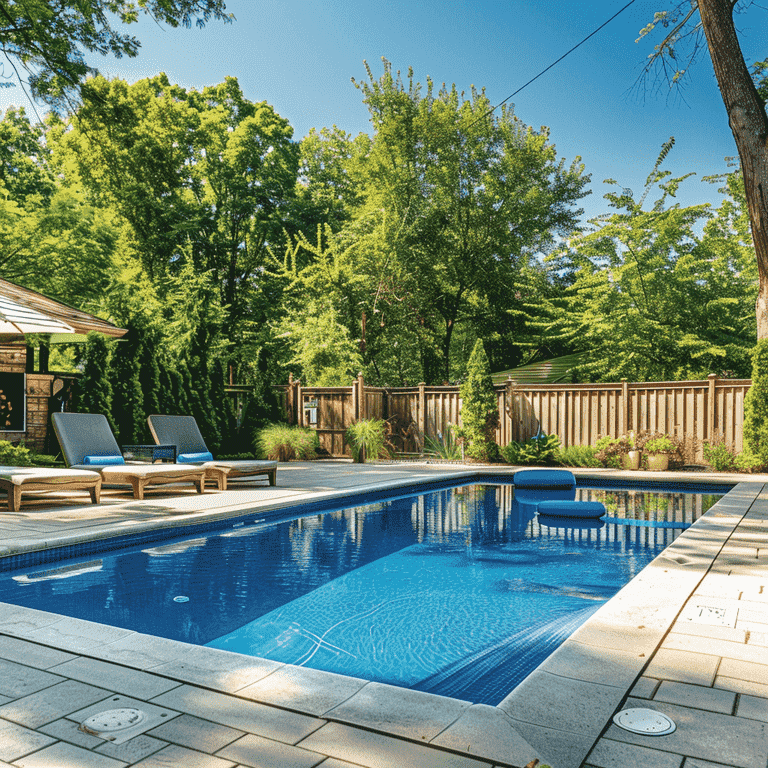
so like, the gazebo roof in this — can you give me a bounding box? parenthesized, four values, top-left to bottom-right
(0, 278, 126, 341)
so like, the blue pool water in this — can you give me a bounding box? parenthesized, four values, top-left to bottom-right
(0, 481, 726, 705)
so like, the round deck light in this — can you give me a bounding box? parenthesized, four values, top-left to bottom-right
(613, 708, 676, 735)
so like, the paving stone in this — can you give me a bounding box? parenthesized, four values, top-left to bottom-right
(38, 716, 104, 748)
(717, 658, 768, 686)
(325, 681, 470, 742)
(644, 648, 720, 686)
(497, 719, 596, 768)
(25, 617, 133, 653)
(0, 657, 63, 698)
(216, 732, 325, 768)
(0, 718, 56, 762)
(315, 760, 368, 768)
(736, 694, 768, 723)
(682, 759, 736, 768)
(0, 605, 65, 636)
(150, 646, 281, 693)
(148, 713, 245, 752)
(51, 656, 180, 699)
(131, 744, 236, 768)
(670, 621, 746, 644)
(238, 664, 367, 716)
(747, 630, 768, 646)
(630, 677, 661, 699)
(653, 681, 736, 715)
(663, 632, 768, 665)
(498, 671, 626, 734)
(605, 697, 767, 768)
(12, 741, 128, 768)
(93, 633, 191, 670)
(0, 635, 77, 668)
(95, 734, 168, 763)
(586, 737, 683, 768)
(0, 678, 112, 728)
(151, 685, 324, 745)
(430, 703, 542, 766)
(715, 676, 768, 698)
(297, 721, 491, 768)
(68, 693, 179, 739)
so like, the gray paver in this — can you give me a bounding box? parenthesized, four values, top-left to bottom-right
(216, 733, 325, 768)
(630, 677, 661, 699)
(151, 684, 324, 745)
(736, 693, 768, 722)
(653, 681, 736, 714)
(326, 681, 470, 741)
(297, 721, 492, 768)
(0, 718, 56, 762)
(38, 716, 104, 748)
(0, 657, 63, 698)
(0, 635, 77, 668)
(148, 713, 245, 752)
(11, 741, 128, 768)
(50, 656, 180, 699)
(717, 658, 768, 686)
(95, 734, 168, 763)
(498, 719, 596, 768)
(605, 697, 768, 768)
(0, 678, 112, 728)
(663, 632, 768, 665)
(715, 676, 768, 697)
(131, 744, 236, 768)
(24, 616, 133, 653)
(238, 664, 367, 716)
(536, 639, 645, 688)
(644, 648, 720, 686)
(683, 759, 744, 767)
(586, 737, 683, 768)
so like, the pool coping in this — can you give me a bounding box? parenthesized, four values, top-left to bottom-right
(0, 464, 763, 768)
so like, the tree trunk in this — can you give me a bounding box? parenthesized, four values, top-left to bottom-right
(698, 0, 768, 338)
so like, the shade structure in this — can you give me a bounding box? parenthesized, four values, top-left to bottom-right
(0, 278, 125, 342)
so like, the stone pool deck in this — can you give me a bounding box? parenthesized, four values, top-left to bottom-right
(0, 461, 763, 768)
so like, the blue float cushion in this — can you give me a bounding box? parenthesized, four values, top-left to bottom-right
(178, 452, 214, 463)
(513, 469, 576, 490)
(537, 500, 606, 519)
(82, 455, 125, 466)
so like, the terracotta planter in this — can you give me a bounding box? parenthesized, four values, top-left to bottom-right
(646, 454, 669, 471)
(622, 450, 641, 470)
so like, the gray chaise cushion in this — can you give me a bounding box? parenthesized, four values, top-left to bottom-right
(52, 412, 123, 467)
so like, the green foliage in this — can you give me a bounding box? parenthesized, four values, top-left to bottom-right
(733, 450, 767, 473)
(543, 141, 756, 382)
(346, 419, 388, 463)
(459, 340, 500, 461)
(703, 443, 737, 472)
(0, 0, 231, 108)
(500, 433, 561, 465)
(0, 440, 34, 467)
(423, 425, 463, 460)
(73, 332, 115, 429)
(557, 444, 601, 467)
(643, 436, 677, 455)
(256, 424, 319, 461)
(743, 340, 768, 462)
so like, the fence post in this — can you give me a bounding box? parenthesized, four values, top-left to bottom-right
(418, 382, 426, 451)
(358, 372, 366, 420)
(296, 380, 304, 427)
(621, 378, 629, 435)
(506, 376, 515, 445)
(707, 373, 718, 442)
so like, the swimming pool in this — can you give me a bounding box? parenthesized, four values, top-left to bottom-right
(0, 480, 728, 705)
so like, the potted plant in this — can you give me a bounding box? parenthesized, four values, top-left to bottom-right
(594, 433, 639, 469)
(643, 435, 676, 471)
(619, 431, 641, 470)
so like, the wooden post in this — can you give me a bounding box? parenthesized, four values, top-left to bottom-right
(418, 382, 426, 451)
(707, 373, 718, 441)
(296, 381, 304, 427)
(506, 376, 515, 444)
(357, 372, 366, 420)
(621, 378, 629, 436)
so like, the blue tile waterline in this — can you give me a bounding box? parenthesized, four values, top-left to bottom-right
(0, 479, 727, 704)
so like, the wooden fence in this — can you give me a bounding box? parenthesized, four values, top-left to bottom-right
(277, 373, 750, 460)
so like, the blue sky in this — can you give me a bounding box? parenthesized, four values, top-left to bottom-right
(3, 0, 765, 221)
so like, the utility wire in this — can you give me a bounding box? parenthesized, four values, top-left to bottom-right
(468, 0, 638, 127)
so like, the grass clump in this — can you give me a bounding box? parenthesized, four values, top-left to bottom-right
(346, 419, 388, 462)
(423, 425, 463, 460)
(256, 424, 319, 461)
(557, 444, 601, 467)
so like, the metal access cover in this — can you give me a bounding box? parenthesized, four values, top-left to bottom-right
(679, 602, 738, 628)
(613, 708, 676, 736)
(80, 708, 147, 744)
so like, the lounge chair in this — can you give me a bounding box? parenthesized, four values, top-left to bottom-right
(0, 466, 101, 511)
(51, 413, 206, 500)
(147, 414, 277, 490)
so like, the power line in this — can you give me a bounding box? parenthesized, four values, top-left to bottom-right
(469, 0, 638, 127)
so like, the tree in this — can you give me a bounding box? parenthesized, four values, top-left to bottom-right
(0, 0, 231, 108)
(743, 339, 768, 462)
(543, 141, 756, 381)
(639, 3, 768, 338)
(458, 339, 499, 461)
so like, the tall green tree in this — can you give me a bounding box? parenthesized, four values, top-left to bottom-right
(459, 339, 499, 461)
(0, 0, 231, 108)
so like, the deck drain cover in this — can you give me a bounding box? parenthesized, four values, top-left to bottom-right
(613, 708, 676, 736)
(80, 708, 147, 742)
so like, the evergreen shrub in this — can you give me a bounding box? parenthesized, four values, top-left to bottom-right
(458, 340, 499, 461)
(558, 445, 601, 467)
(743, 339, 768, 463)
(500, 433, 561, 465)
(0, 440, 34, 466)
